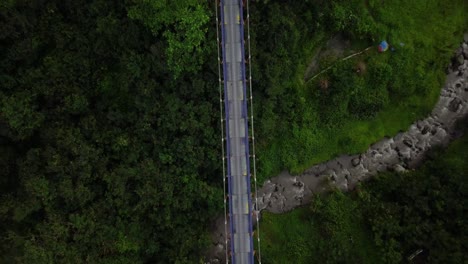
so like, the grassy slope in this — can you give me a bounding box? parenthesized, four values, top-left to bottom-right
(257, 0, 467, 181)
(258, 204, 380, 264)
(258, 129, 468, 264)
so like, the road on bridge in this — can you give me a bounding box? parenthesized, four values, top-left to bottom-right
(220, 0, 254, 263)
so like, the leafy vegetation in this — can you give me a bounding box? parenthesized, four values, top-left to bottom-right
(252, 0, 467, 180)
(259, 129, 468, 263)
(259, 194, 380, 264)
(0, 1, 220, 263)
(0, 0, 466, 263)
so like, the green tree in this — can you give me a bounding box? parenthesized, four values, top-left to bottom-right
(0, 0, 220, 262)
(361, 134, 468, 263)
(127, 0, 210, 78)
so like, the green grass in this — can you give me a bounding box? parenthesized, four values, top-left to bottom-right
(257, 208, 319, 263)
(257, 195, 381, 264)
(258, 83, 441, 177)
(255, 0, 468, 182)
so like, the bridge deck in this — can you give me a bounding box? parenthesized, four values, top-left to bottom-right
(220, 0, 254, 263)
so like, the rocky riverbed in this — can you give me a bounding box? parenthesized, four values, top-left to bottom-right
(205, 35, 468, 263)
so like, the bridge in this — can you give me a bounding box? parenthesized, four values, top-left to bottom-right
(215, 0, 261, 263)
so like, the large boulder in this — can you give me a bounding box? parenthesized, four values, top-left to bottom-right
(351, 157, 360, 167)
(391, 164, 407, 173)
(448, 97, 462, 112)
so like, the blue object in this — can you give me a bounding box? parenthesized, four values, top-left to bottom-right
(378, 40, 389, 52)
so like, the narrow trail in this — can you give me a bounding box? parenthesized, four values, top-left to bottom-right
(303, 33, 351, 81)
(307, 46, 372, 82)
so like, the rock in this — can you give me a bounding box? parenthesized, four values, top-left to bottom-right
(421, 125, 430, 135)
(293, 180, 304, 187)
(351, 157, 360, 167)
(370, 149, 382, 158)
(399, 147, 412, 162)
(392, 164, 406, 173)
(448, 98, 462, 112)
(457, 54, 465, 66)
(459, 62, 467, 72)
(416, 121, 425, 130)
(403, 138, 413, 147)
(462, 43, 468, 59)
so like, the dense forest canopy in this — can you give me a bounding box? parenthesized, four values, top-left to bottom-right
(0, 0, 221, 262)
(0, 0, 467, 263)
